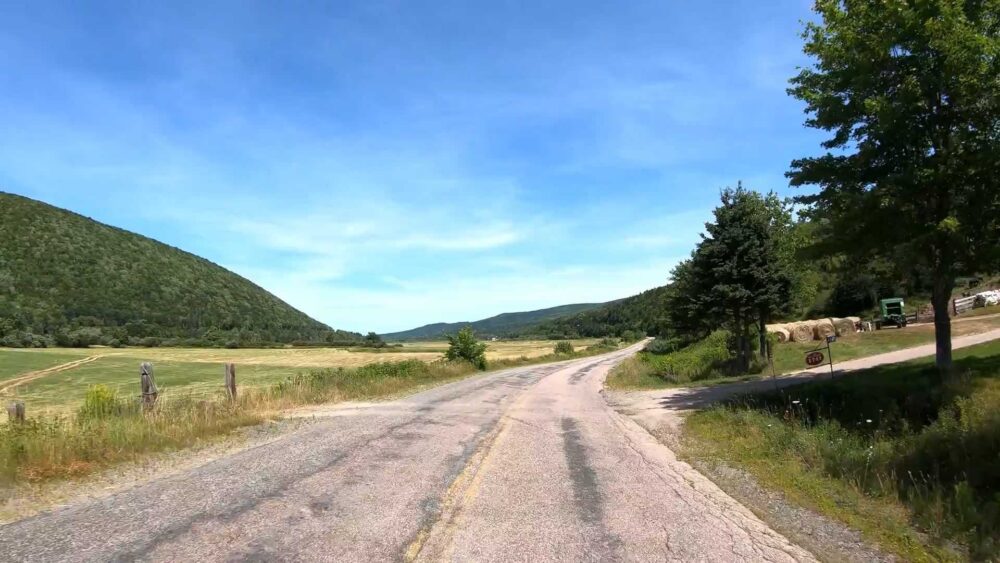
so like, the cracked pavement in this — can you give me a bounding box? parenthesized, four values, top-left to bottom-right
(0, 344, 814, 562)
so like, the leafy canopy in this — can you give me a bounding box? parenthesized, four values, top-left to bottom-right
(445, 327, 488, 370)
(788, 0, 1000, 368)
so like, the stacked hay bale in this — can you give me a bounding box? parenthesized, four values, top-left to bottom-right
(831, 317, 855, 336)
(813, 319, 837, 340)
(788, 322, 813, 343)
(768, 317, 862, 343)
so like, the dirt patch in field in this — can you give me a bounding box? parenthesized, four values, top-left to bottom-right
(0, 355, 106, 395)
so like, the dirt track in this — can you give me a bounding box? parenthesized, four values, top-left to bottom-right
(0, 355, 105, 395)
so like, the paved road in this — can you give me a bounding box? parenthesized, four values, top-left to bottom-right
(0, 344, 812, 562)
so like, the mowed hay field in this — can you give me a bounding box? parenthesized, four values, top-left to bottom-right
(0, 339, 599, 415)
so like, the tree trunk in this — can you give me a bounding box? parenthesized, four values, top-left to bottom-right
(758, 314, 767, 358)
(931, 273, 955, 377)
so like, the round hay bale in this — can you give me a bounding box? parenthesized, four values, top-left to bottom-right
(769, 325, 791, 343)
(775, 327, 790, 343)
(831, 317, 855, 336)
(765, 324, 790, 344)
(788, 322, 813, 343)
(814, 319, 836, 340)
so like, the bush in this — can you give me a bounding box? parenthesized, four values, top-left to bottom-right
(78, 385, 129, 420)
(224, 340, 239, 349)
(553, 341, 574, 355)
(107, 338, 122, 348)
(645, 330, 737, 383)
(139, 337, 161, 348)
(445, 327, 487, 370)
(644, 339, 677, 355)
(620, 330, 642, 342)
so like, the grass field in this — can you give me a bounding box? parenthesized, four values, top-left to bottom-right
(607, 314, 1000, 390)
(682, 339, 1000, 561)
(0, 339, 600, 415)
(0, 338, 615, 487)
(0, 349, 93, 382)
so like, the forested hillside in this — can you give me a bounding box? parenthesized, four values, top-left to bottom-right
(382, 302, 603, 341)
(0, 192, 361, 347)
(529, 286, 673, 339)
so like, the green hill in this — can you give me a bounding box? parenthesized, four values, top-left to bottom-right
(0, 192, 361, 347)
(528, 286, 672, 339)
(381, 302, 604, 341)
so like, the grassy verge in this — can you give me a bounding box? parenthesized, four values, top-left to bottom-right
(607, 314, 1000, 390)
(0, 342, 621, 487)
(682, 341, 1000, 561)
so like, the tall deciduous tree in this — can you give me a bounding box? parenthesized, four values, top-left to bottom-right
(788, 0, 1000, 373)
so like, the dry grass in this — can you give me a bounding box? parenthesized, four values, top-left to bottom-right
(0, 340, 619, 488)
(0, 339, 599, 416)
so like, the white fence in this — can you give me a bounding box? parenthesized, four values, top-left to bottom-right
(953, 288, 1000, 316)
(953, 295, 978, 315)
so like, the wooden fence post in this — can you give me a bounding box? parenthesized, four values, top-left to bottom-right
(140, 362, 158, 408)
(6, 401, 25, 424)
(224, 363, 237, 400)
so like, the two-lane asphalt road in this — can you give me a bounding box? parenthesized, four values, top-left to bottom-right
(0, 344, 813, 562)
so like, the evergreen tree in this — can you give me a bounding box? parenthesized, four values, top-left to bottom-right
(675, 185, 795, 372)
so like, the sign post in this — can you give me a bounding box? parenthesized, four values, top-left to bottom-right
(805, 335, 837, 377)
(826, 335, 836, 376)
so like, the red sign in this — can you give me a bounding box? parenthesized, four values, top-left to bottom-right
(805, 351, 825, 366)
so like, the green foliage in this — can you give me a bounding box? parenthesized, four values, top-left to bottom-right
(382, 303, 604, 341)
(585, 338, 620, 353)
(620, 330, 641, 342)
(0, 193, 363, 348)
(553, 341, 574, 355)
(643, 338, 677, 355)
(642, 331, 745, 383)
(788, 0, 1000, 369)
(445, 327, 488, 370)
(533, 286, 671, 339)
(363, 332, 386, 348)
(77, 385, 129, 420)
(666, 185, 796, 372)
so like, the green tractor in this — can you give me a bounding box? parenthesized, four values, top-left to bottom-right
(878, 298, 908, 329)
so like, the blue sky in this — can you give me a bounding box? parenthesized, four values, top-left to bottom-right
(0, 0, 825, 333)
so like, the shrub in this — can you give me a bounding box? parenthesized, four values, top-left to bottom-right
(644, 339, 676, 355)
(445, 327, 487, 370)
(78, 385, 128, 420)
(107, 338, 122, 348)
(553, 341, 574, 355)
(646, 330, 736, 382)
(224, 340, 239, 349)
(621, 330, 641, 342)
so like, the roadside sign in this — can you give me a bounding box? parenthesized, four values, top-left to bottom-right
(826, 335, 837, 344)
(805, 351, 825, 366)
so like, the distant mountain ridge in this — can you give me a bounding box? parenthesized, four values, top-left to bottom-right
(381, 302, 605, 341)
(528, 285, 672, 338)
(0, 192, 361, 347)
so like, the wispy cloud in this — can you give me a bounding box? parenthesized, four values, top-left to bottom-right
(0, 0, 821, 332)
